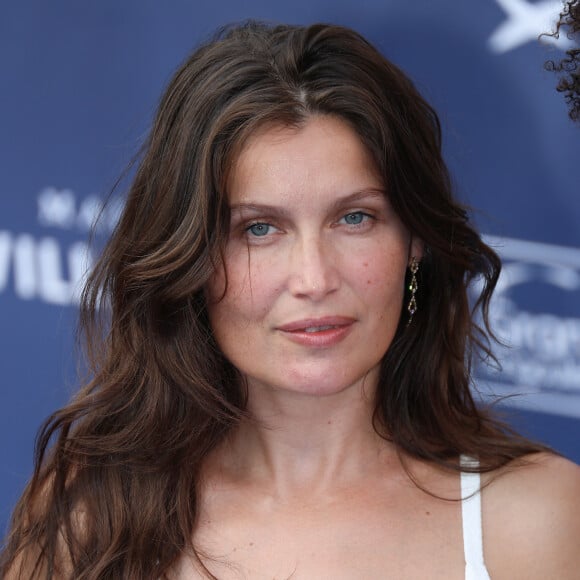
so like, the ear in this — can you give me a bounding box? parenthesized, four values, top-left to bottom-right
(408, 236, 424, 263)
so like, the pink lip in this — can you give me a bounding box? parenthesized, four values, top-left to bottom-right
(276, 316, 355, 347)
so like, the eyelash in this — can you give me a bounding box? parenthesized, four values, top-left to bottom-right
(338, 211, 374, 227)
(242, 211, 376, 239)
(244, 222, 276, 237)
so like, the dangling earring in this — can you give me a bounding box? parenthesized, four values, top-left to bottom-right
(407, 257, 419, 326)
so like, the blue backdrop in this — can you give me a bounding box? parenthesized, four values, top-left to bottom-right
(1, 0, 579, 533)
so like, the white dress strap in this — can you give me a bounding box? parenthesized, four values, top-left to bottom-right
(460, 455, 491, 580)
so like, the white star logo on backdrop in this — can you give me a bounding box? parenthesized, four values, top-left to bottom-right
(489, 0, 575, 53)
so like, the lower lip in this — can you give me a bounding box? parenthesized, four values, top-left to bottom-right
(279, 324, 353, 347)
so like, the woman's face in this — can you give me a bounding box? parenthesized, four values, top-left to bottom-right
(206, 115, 421, 398)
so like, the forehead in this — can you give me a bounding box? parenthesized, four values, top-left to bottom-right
(227, 115, 383, 204)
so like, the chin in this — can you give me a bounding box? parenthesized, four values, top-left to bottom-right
(258, 366, 379, 398)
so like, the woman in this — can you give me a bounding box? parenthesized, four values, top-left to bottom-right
(2, 21, 579, 579)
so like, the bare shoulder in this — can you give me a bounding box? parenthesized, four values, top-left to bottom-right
(483, 452, 580, 579)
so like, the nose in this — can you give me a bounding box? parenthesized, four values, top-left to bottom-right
(287, 233, 340, 300)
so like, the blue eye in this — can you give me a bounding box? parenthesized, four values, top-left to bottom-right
(247, 223, 271, 236)
(343, 212, 365, 225)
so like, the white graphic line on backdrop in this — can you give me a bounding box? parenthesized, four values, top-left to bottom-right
(476, 235, 580, 419)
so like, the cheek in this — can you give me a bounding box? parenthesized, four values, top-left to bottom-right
(361, 261, 374, 287)
(355, 251, 406, 304)
(205, 246, 251, 303)
(207, 251, 282, 323)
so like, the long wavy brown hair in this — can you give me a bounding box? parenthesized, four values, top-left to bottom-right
(1, 21, 546, 579)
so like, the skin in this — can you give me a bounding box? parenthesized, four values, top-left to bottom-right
(178, 116, 580, 578)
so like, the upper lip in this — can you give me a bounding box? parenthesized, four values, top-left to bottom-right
(276, 316, 356, 332)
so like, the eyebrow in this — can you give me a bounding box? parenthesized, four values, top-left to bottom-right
(229, 188, 387, 215)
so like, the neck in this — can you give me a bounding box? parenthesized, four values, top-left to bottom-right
(211, 374, 398, 497)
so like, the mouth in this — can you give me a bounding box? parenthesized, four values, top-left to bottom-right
(276, 317, 355, 347)
(277, 316, 356, 333)
(302, 325, 338, 333)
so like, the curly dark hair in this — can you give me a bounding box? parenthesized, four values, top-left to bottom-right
(547, 0, 580, 120)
